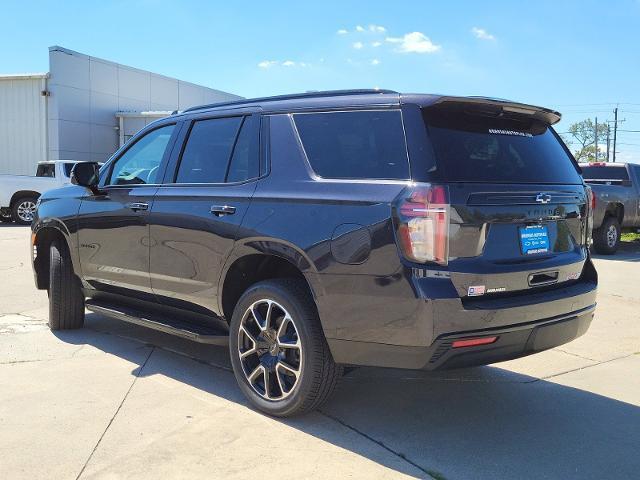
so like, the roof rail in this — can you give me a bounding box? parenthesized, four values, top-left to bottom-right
(182, 89, 398, 113)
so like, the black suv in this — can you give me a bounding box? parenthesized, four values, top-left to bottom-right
(31, 90, 597, 416)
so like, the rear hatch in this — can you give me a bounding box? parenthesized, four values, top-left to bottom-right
(402, 100, 589, 299)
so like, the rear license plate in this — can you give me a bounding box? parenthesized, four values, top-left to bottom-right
(519, 225, 549, 255)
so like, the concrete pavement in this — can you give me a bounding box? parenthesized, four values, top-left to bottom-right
(1, 225, 639, 479)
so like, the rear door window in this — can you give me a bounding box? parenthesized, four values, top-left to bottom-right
(226, 117, 260, 183)
(293, 110, 410, 180)
(175, 117, 243, 183)
(423, 109, 582, 184)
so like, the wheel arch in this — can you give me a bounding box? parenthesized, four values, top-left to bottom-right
(10, 190, 41, 207)
(604, 202, 624, 225)
(219, 239, 323, 324)
(32, 222, 77, 290)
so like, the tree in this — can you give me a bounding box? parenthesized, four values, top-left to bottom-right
(561, 119, 610, 162)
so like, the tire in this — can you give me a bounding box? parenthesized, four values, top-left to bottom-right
(0, 213, 12, 223)
(48, 240, 85, 330)
(12, 196, 38, 225)
(593, 216, 620, 255)
(229, 278, 342, 417)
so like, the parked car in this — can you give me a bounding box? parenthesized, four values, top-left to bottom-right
(31, 90, 598, 416)
(579, 162, 640, 254)
(0, 161, 82, 224)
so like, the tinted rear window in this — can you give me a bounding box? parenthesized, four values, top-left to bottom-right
(176, 117, 242, 183)
(423, 109, 582, 184)
(36, 164, 55, 177)
(581, 166, 629, 182)
(294, 110, 410, 180)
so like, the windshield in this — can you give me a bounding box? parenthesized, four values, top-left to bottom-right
(423, 109, 582, 184)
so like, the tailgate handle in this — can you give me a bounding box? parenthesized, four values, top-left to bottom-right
(528, 271, 559, 286)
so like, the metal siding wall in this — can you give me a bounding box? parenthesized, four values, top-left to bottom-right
(0, 78, 47, 175)
(48, 46, 242, 163)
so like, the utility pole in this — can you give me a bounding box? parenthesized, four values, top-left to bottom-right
(612, 107, 618, 163)
(606, 124, 610, 162)
(594, 117, 598, 162)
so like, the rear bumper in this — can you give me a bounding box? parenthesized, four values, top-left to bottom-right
(323, 256, 597, 369)
(328, 303, 595, 370)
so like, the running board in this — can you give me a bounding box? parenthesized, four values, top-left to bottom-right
(85, 299, 229, 346)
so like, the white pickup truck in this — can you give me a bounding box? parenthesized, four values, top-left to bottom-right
(0, 161, 81, 224)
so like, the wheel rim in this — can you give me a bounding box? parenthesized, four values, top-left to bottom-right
(606, 225, 618, 248)
(17, 201, 36, 222)
(237, 299, 302, 401)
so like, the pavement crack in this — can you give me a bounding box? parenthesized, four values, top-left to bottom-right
(541, 352, 637, 381)
(553, 348, 598, 362)
(75, 346, 155, 480)
(318, 409, 437, 479)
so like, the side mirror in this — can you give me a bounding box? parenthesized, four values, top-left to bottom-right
(71, 162, 100, 192)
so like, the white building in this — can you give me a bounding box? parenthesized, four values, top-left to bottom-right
(0, 46, 241, 175)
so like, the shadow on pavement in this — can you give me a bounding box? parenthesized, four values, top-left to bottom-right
(55, 313, 640, 480)
(592, 241, 640, 262)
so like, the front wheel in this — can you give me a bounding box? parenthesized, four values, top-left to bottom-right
(12, 196, 38, 225)
(229, 279, 342, 417)
(48, 240, 85, 330)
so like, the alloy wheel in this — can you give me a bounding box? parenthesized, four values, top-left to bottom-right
(606, 224, 618, 248)
(17, 201, 36, 223)
(237, 299, 302, 401)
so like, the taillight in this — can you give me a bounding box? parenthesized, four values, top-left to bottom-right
(585, 185, 595, 246)
(587, 186, 596, 210)
(393, 184, 449, 265)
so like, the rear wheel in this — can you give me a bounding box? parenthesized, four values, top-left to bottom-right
(593, 216, 620, 255)
(229, 278, 342, 417)
(12, 196, 38, 225)
(48, 240, 85, 330)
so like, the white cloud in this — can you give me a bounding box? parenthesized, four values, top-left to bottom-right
(371, 59, 381, 66)
(353, 41, 364, 50)
(337, 28, 348, 35)
(471, 27, 495, 41)
(386, 32, 441, 53)
(258, 60, 278, 68)
(355, 25, 365, 32)
(371, 41, 382, 47)
(258, 60, 309, 68)
(369, 24, 386, 33)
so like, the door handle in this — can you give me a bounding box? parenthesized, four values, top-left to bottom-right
(210, 205, 236, 216)
(126, 202, 149, 211)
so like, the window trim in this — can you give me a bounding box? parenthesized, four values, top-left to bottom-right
(291, 108, 412, 182)
(100, 122, 178, 189)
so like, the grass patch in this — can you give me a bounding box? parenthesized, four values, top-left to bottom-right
(621, 232, 640, 242)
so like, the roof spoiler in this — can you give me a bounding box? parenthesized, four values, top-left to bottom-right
(424, 96, 561, 125)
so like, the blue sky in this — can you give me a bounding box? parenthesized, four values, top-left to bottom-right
(2, 0, 640, 163)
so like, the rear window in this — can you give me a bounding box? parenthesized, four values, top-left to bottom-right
(581, 166, 629, 182)
(423, 109, 582, 184)
(36, 164, 55, 177)
(294, 110, 410, 180)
